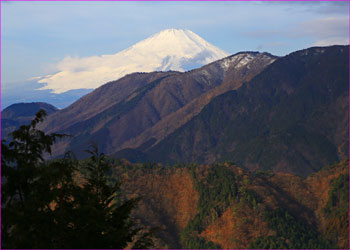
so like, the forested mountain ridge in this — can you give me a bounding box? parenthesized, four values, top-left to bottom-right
(115, 159, 349, 249)
(144, 45, 349, 176)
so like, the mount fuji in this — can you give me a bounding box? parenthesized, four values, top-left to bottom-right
(38, 29, 229, 94)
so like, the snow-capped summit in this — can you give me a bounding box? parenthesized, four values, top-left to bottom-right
(39, 29, 229, 93)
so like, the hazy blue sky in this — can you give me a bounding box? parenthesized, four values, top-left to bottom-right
(1, 1, 349, 86)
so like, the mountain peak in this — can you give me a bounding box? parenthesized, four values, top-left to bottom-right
(154, 28, 196, 37)
(157, 28, 189, 33)
(125, 28, 229, 68)
(38, 29, 229, 94)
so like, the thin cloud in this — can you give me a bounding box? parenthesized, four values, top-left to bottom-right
(300, 17, 349, 39)
(261, 1, 349, 15)
(298, 17, 349, 47)
(243, 16, 349, 48)
(256, 42, 288, 51)
(242, 30, 282, 39)
(313, 37, 349, 46)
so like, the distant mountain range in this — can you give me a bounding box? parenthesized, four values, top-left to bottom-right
(1, 82, 92, 110)
(1, 102, 58, 140)
(2, 45, 348, 177)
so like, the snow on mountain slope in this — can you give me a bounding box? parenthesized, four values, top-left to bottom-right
(38, 29, 229, 94)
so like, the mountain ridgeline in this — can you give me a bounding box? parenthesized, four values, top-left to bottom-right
(139, 45, 349, 176)
(35, 45, 349, 177)
(39, 51, 276, 159)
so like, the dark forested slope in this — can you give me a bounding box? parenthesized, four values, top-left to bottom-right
(146, 46, 349, 176)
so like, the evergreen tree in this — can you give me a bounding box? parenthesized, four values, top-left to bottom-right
(1, 110, 154, 249)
